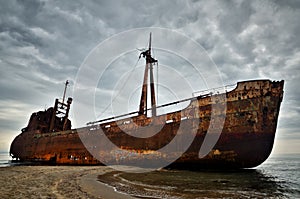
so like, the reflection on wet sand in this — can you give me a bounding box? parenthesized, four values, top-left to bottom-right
(98, 169, 291, 198)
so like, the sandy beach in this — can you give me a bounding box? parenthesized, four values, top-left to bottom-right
(0, 166, 136, 199)
(0, 155, 299, 198)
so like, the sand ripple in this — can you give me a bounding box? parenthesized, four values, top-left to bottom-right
(0, 166, 134, 199)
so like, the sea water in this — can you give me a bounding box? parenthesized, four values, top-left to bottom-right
(0, 152, 11, 167)
(98, 154, 300, 198)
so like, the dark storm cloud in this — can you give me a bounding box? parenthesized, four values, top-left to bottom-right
(0, 0, 299, 153)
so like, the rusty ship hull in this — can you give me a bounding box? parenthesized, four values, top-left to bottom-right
(10, 79, 284, 169)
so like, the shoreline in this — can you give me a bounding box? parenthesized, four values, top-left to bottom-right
(0, 165, 136, 199)
(79, 168, 136, 199)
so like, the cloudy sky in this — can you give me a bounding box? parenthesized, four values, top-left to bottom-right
(0, 0, 299, 154)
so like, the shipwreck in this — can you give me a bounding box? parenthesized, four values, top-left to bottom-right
(10, 34, 284, 169)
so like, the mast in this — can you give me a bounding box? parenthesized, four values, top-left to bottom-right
(139, 59, 149, 115)
(149, 33, 157, 117)
(138, 33, 158, 117)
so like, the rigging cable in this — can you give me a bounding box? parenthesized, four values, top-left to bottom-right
(156, 61, 158, 106)
(96, 57, 141, 120)
(151, 47, 158, 105)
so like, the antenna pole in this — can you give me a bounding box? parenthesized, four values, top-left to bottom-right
(62, 80, 69, 104)
(149, 32, 152, 50)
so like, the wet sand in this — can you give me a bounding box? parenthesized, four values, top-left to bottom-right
(0, 166, 136, 199)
